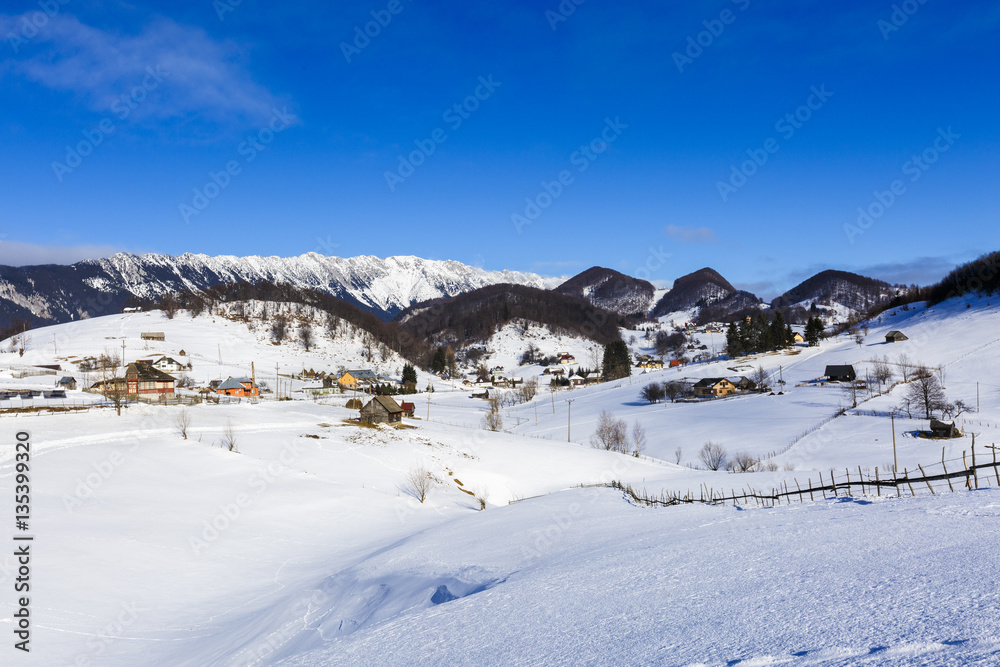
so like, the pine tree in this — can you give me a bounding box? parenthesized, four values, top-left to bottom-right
(431, 347, 447, 373)
(601, 341, 631, 381)
(726, 321, 743, 357)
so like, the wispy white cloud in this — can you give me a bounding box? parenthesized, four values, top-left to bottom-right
(0, 14, 285, 127)
(665, 224, 716, 244)
(0, 240, 121, 266)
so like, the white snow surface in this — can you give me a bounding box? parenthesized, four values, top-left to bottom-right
(1, 294, 1000, 665)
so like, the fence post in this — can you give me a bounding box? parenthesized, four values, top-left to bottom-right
(795, 478, 803, 503)
(819, 472, 827, 499)
(875, 467, 881, 497)
(963, 450, 971, 490)
(904, 469, 916, 497)
(942, 448, 955, 492)
(917, 464, 935, 495)
(994, 445, 1000, 487)
(830, 470, 838, 497)
(845, 468, 852, 497)
(972, 440, 978, 490)
(858, 466, 865, 496)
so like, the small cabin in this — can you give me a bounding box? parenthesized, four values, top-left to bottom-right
(141, 332, 165, 341)
(359, 395, 403, 424)
(825, 365, 857, 382)
(400, 401, 415, 418)
(930, 419, 961, 439)
(885, 331, 909, 343)
(693, 378, 737, 398)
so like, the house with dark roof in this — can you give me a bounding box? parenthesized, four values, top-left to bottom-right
(693, 378, 737, 398)
(824, 365, 857, 382)
(153, 356, 185, 373)
(125, 362, 176, 400)
(216, 377, 259, 397)
(885, 330, 909, 343)
(359, 395, 403, 424)
(58, 376, 77, 391)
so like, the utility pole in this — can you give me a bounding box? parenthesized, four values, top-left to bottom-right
(891, 413, 898, 476)
(251, 362, 256, 398)
(276, 363, 279, 401)
(426, 392, 431, 421)
(121, 340, 126, 372)
(567, 399, 573, 442)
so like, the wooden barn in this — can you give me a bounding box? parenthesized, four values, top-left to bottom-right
(885, 330, 909, 343)
(825, 365, 857, 382)
(360, 395, 403, 424)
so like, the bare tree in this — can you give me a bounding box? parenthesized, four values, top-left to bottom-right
(222, 419, 239, 452)
(271, 314, 289, 343)
(590, 410, 629, 453)
(674, 446, 683, 465)
(481, 397, 504, 431)
(727, 451, 760, 473)
(854, 333, 864, 348)
(897, 353, 912, 383)
(299, 322, 314, 351)
(698, 441, 728, 470)
(640, 382, 664, 404)
(404, 464, 432, 503)
(906, 368, 948, 419)
(842, 380, 860, 409)
(174, 408, 192, 439)
(99, 348, 127, 417)
(631, 421, 647, 457)
(663, 381, 684, 403)
(871, 355, 894, 394)
(750, 365, 770, 392)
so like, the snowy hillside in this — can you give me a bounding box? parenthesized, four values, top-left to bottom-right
(0, 252, 561, 326)
(1, 294, 1000, 665)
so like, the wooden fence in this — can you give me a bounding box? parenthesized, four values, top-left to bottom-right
(614, 443, 1000, 508)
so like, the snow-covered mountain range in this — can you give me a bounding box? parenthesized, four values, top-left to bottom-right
(0, 252, 559, 326)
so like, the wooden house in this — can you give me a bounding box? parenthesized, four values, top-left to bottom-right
(400, 401, 415, 418)
(669, 359, 684, 368)
(125, 362, 176, 400)
(885, 331, 909, 343)
(140, 332, 165, 341)
(930, 420, 960, 438)
(824, 365, 857, 382)
(693, 378, 737, 397)
(360, 395, 403, 424)
(792, 332, 805, 344)
(153, 356, 185, 373)
(58, 376, 77, 391)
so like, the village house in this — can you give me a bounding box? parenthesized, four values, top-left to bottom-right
(693, 377, 737, 398)
(58, 376, 77, 391)
(140, 332, 165, 341)
(359, 395, 403, 424)
(400, 401, 415, 418)
(930, 419, 961, 438)
(339, 369, 377, 392)
(216, 376, 259, 398)
(125, 362, 176, 401)
(792, 332, 806, 344)
(153, 356, 186, 373)
(824, 365, 857, 382)
(885, 330, 909, 343)
(669, 359, 684, 368)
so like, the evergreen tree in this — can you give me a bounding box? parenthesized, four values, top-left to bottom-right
(769, 311, 788, 350)
(401, 363, 417, 386)
(726, 321, 743, 357)
(431, 346, 448, 373)
(601, 341, 631, 381)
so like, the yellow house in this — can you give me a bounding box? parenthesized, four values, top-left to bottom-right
(338, 369, 377, 391)
(693, 378, 736, 398)
(792, 332, 805, 344)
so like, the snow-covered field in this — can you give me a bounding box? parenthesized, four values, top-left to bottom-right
(2, 294, 1000, 665)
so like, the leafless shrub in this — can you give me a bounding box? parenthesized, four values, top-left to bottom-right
(727, 451, 759, 473)
(674, 447, 683, 465)
(631, 422, 647, 457)
(222, 419, 239, 452)
(590, 410, 629, 453)
(473, 486, 490, 510)
(481, 397, 504, 431)
(174, 408, 192, 440)
(698, 441, 728, 470)
(404, 464, 432, 503)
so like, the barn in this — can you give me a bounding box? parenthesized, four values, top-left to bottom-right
(360, 395, 403, 424)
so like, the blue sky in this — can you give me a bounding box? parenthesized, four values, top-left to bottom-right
(1, 0, 998, 297)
